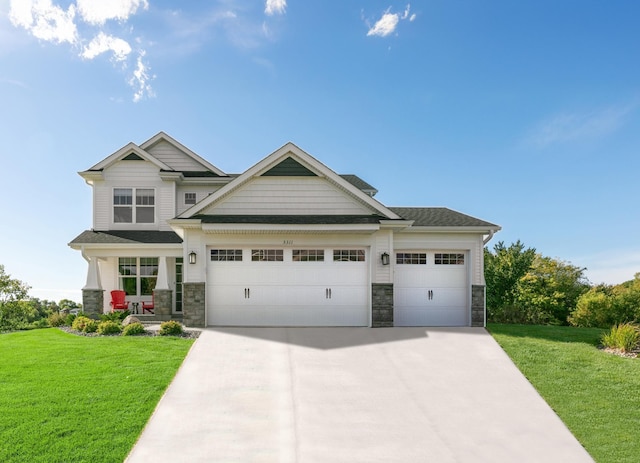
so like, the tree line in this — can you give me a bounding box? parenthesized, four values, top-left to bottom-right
(485, 241, 640, 327)
(0, 265, 81, 332)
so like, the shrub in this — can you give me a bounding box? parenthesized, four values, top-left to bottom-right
(97, 320, 123, 335)
(100, 310, 130, 322)
(65, 313, 77, 326)
(48, 312, 66, 327)
(601, 323, 640, 353)
(569, 289, 613, 327)
(84, 319, 99, 333)
(159, 320, 183, 336)
(72, 316, 92, 331)
(122, 322, 146, 336)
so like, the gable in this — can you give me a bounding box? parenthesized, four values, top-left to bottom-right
(262, 157, 316, 176)
(146, 140, 217, 173)
(200, 177, 378, 216)
(178, 142, 401, 220)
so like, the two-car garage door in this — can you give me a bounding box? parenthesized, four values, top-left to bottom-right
(207, 248, 369, 326)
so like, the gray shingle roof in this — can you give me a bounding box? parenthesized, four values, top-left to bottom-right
(389, 207, 499, 228)
(69, 230, 183, 245)
(339, 175, 377, 194)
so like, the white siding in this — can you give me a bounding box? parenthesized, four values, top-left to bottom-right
(393, 232, 485, 285)
(93, 160, 175, 230)
(176, 185, 223, 216)
(204, 177, 375, 215)
(373, 229, 392, 284)
(146, 140, 208, 171)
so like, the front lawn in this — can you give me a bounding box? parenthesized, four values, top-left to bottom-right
(0, 328, 194, 463)
(488, 324, 640, 463)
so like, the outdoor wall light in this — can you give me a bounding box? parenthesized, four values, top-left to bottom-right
(189, 251, 197, 265)
(381, 252, 390, 266)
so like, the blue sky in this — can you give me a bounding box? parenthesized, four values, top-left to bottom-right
(1, 0, 639, 302)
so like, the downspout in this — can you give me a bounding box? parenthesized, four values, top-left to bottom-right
(483, 230, 495, 246)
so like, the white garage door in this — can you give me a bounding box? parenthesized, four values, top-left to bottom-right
(394, 251, 469, 326)
(207, 248, 369, 326)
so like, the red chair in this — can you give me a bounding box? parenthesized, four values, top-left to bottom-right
(141, 294, 154, 314)
(110, 290, 130, 312)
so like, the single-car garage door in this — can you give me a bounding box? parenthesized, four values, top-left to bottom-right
(207, 248, 369, 326)
(394, 251, 469, 326)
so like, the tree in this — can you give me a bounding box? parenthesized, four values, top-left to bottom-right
(570, 274, 640, 327)
(515, 255, 589, 324)
(0, 265, 32, 331)
(484, 240, 536, 321)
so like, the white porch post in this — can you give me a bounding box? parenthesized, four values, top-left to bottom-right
(83, 256, 102, 290)
(155, 256, 169, 290)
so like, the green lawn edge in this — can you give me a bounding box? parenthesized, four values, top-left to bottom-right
(0, 328, 194, 463)
(488, 323, 640, 463)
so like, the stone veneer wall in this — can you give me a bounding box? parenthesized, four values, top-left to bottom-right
(183, 282, 206, 327)
(152, 289, 173, 322)
(82, 289, 104, 318)
(471, 285, 486, 327)
(371, 283, 394, 327)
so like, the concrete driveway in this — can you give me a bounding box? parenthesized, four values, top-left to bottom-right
(126, 327, 593, 463)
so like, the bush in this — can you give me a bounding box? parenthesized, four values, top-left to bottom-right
(72, 316, 92, 331)
(48, 312, 66, 327)
(159, 320, 183, 336)
(569, 289, 613, 327)
(97, 320, 123, 335)
(601, 323, 640, 353)
(84, 319, 99, 333)
(65, 313, 77, 326)
(100, 310, 130, 322)
(122, 322, 146, 336)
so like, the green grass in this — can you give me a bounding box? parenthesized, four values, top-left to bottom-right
(0, 328, 194, 463)
(488, 324, 640, 463)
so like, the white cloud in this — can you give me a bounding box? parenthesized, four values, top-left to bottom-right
(81, 31, 132, 61)
(265, 0, 286, 16)
(9, 0, 78, 44)
(366, 4, 414, 38)
(128, 51, 154, 102)
(76, 0, 148, 25)
(525, 102, 638, 148)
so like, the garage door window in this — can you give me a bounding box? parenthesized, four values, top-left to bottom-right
(333, 250, 365, 262)
(434, 253, 465, 265)
(293, 250, 324, 262)
(211, 249, 243, 261)
(396, 253, 427, 265)
(252, 249, 284, 261)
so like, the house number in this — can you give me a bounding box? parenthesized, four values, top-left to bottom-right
(283, 240, 293, 245)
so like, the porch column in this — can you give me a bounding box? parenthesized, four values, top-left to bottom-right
(82, 257, 103, 318)
(155, 256, 169, 290)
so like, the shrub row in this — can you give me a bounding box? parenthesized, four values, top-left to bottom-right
(62, 315, 185, 337)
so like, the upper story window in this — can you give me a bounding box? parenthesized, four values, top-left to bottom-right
(113, 188, 155, 224)
(184, 192, 196, 205)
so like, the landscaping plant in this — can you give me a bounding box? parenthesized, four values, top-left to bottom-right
(97, 320, 123, 335)
(159, 320, 183, 336)
(122, 322, 146, 336)
(601, 323, 640, 353)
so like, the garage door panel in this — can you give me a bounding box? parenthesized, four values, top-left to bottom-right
(394, 251, 469, 326)
(208, 248, 368, 326)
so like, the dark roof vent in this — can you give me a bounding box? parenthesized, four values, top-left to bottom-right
(122, 153, 144, 161)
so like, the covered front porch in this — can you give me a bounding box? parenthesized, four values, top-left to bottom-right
(69, 230, 185, 322)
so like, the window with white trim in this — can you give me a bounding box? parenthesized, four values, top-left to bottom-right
(118, 257, 158, 296)
(211, 249, 243, 261)
(293, 250, 324, 262)
(333, 250, 365, 262)
(184, 192, 196, 205)
(113, 188, 155, 223)
(396, 253, 427, 264)
(252, 249, 283, 261)
(434, 253, 465, 265)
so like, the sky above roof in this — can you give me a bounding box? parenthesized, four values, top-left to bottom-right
(1, 0, 639, 302)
